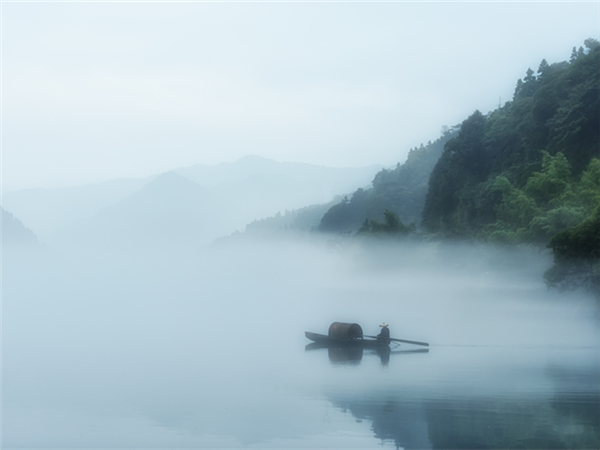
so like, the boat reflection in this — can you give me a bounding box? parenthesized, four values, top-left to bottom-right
(305, 342, 429, 366)
(320, 358, 600, 449)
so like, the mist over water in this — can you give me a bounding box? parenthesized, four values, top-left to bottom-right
(3, 2, 599, 447)
(3, 236, 599, 448)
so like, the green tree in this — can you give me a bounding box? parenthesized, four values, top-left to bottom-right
(488, 176, 540, 242)
(544, 208, 600, 296)
(570, 46, 579, 63)
(584, 38, 600, 52)
(524, 151, 571, 207)
(358, 209, 413, 236)
(538, 59, 550, 79)
(514, 68, 539, 99)
(576, 158, 600, 210)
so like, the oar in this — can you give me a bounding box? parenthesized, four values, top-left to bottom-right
(364, 335, 429, 347)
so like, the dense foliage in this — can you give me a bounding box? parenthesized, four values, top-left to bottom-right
(357, 209, 416, 237)
(544, 207, 600, 294)
(243, 200, 339, 237)
(422, 40, 600, 238)
(319, 128, 457, 233)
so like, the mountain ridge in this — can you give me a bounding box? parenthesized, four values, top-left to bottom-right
(6, 156, 381, 246)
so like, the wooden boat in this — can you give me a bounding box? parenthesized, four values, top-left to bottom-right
(305, 322, 390, 347)
(305, 322, 430, 348)
(305, 331, 390, 347)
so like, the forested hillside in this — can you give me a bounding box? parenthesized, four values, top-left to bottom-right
(422, 39, 600, 242)
(421, 40, 600, 293)
(318, 128, 458, 233)
(318, 39, 599, 293)
(243, 199, 340, 237)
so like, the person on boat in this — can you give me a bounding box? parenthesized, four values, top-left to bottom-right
(377, 323, 390, 344)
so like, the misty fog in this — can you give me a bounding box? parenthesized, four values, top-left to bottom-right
(3, 232, 599, 448)
(2, 2, 599, 448)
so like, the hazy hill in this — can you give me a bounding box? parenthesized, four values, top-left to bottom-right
(1, 207, 38, 248)
(177, 154, 380, 193)
(47, 172, 224, 249)
(318, 129, 458, 234)
(3, 156, 381, 243)
(1, 176, 154, 237)
(176, 155, 381, 223)
(241, 198, 341, 238)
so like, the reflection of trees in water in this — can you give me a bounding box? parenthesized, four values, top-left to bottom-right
(426, 398, 569, 449)
(425, 390, 599, 449)
(548, 365, 600, 449)
(325, 365, 599, 449)
(332, 396, 431, 450)
(331, 394, 599, 450)
(551, 393, 600, 448)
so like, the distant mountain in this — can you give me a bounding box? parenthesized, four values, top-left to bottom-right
(175, 155, 382, 225)
(1, 176, 154, 237)
(1, 207, 38, 247)
(48, 172, 223, 249)
(177, 154, 380, 190)
(3, 156, 381, 246)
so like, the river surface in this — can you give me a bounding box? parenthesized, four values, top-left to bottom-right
(3, 237, 599, 449)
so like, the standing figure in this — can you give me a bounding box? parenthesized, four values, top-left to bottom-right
(377, 323, 390, 344)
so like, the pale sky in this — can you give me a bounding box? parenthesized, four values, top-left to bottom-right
(2, 1, 599, 192)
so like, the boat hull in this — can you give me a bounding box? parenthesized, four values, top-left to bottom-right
(305, 331, 389, 347)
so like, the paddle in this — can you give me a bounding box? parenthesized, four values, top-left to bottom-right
(364, 335, 429, 347)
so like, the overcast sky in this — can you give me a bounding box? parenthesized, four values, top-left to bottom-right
(2, 1, 599, 192)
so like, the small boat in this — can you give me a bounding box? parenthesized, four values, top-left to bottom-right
(305, 322, 390, 348)
(305, 331, 390, 347)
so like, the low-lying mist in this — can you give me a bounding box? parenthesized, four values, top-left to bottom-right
(3, 234, 599, 447)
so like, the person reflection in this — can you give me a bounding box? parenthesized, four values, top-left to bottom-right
(377, 346, 391, 366)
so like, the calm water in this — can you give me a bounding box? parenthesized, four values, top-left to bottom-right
(3, 237, 599, 449)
